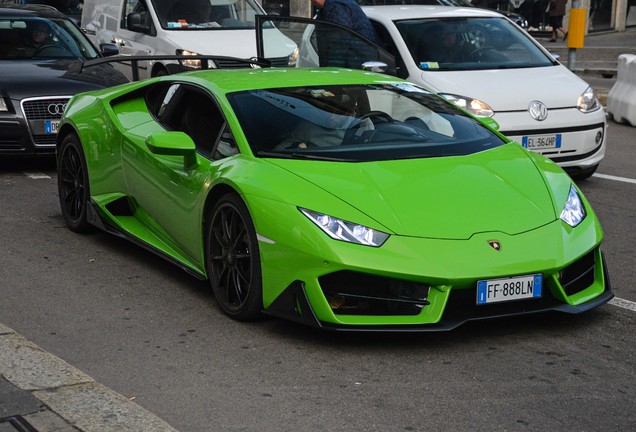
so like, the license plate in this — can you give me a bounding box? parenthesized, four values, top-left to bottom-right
(522, 134, 561, 150)
(476, 274, 542, 305)
(45, 120, 60, 134)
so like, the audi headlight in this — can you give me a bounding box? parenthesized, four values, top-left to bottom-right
(560, 185, 586, 227)
(577, 86, 601, 113)
(300, 208, 389, 247)
(177, 49, 202, 69)
(440, 93, 494, 118)
(0, 97, 7, 112)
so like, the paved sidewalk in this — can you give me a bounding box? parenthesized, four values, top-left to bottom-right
(0, 323, 177, 432)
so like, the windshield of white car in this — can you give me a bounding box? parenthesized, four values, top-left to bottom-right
(395, 17, 556, 71)
(0, 17, 99, 60)
(153, 0, 262, 30)
(227, 83, 505, 161)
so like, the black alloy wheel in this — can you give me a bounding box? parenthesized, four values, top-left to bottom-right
(57, 133, 94, 233)
(206, 193, 263, 320)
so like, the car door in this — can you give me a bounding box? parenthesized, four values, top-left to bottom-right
(113, 0, 157, 79)
(121, 81, 238, 265)
(255, 15, 396, 75)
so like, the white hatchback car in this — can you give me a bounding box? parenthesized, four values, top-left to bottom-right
(257, 6, 606, 180)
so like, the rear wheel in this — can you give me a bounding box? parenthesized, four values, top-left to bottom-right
(205, 193, 263, 320)
(57, 133, 94, 233)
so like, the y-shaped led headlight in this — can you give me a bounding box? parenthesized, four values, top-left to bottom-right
(300, 208, 389, 247)
(560, 185, 587, 227)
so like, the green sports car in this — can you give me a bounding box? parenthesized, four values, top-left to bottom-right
(56, 67, 612, 331)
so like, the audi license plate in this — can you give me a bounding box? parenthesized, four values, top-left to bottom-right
(45, 120, 60, 134)
(476, 274, 542, 305)
(522, 134, 561, 150)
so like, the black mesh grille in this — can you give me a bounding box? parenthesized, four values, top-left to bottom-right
(22, 97, 70, 120)
(319, 271, 430, 316)
(559, 249, 596, 296)
(32, 134, 57, 147)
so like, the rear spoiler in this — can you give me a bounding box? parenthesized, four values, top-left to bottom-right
(78, 55, 271, 81)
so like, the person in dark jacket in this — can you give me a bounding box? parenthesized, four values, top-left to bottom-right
(311, 0, 381, 68)
(548, 0, 568, 42)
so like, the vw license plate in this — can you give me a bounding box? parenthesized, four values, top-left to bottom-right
(522, 134, 561, 150)
(477, 274, 542, 305)
(45, 120, 60, 134)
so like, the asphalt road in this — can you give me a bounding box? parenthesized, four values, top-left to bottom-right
(1, 120, 634, 431)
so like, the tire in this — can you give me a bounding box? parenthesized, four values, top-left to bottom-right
(205, 193, 263, 321)
(57, 133, 95, 233)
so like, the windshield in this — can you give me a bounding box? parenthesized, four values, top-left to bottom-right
(152, 0, 263, 30)
(228, 84, 504, 162)
(396, 17, 555, 71)
(0, 17, 99, 60)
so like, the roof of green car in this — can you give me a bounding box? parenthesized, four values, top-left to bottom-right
(175, 67, 408, 94)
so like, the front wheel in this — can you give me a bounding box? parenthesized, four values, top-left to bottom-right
(57, 133, 94, 233)
(205, 193, 263, 321)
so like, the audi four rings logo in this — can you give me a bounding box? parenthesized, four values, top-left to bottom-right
(528, 100, 548, 121)
(48, 103, 67, 115)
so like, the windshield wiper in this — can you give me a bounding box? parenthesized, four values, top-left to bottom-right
(257, 151, 352, 162)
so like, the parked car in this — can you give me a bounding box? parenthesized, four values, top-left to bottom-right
(257, 6, 607, 180)
(80, 0, 298, 80)
(57, 66, 612, 330)
(0, 3, 128, 157)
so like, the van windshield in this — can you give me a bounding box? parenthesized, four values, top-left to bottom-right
(153, 0, 262, 30)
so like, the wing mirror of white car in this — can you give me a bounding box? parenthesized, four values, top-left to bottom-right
(145, 132, 198, 170)
(361, 61, 388, 73)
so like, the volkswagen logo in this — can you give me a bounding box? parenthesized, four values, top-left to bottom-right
(48, 103, 67, 115)
(488, 240, 502, 251)
(528, 100, 548, 121)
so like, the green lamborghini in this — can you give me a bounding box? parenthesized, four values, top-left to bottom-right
(56, 67, 612, 330)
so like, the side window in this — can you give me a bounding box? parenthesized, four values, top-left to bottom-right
(147, 83, 238, 160)
(370, 20, 407, 79)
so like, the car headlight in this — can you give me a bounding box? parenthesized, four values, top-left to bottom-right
(577, 86, 601, 113)
(177, 49, 202, 69)
(439, 93, 494, 118)
(0, 97, 7, 112)
(288, 47, 299, 67)
(560, 185, 587, 227)
(300, 208, 389, 247)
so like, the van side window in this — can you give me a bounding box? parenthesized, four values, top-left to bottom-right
(147, 83, 238, 161)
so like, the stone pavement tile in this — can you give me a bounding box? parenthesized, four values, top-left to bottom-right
(21, 411, 79, 432)
(0, 334, 93, 391)
(34, 383, 177, 432)
(0, 377, 43, 417)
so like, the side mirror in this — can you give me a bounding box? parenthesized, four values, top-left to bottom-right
(145, 132, 198, 170)
(127, 13, 150, 33)
(361, 61, 388, 73)
(99, 43, 119, 57)
(479, 117, 500, 131)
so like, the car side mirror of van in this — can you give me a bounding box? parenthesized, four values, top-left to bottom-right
(100, 43, 119, 57)
(361, 61, 388, 73)
(127, 13, 150, 34)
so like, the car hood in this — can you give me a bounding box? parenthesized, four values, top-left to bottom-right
(267, 144, 557, 239)
(163, 28, 296, 58)
(0, 60, 128, 99)
(418, 64, 590, 111)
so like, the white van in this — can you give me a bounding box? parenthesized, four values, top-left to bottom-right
(81, 0, 297, 79)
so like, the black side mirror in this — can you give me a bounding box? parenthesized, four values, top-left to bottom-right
(127, 13, 150, 33)
(99, 43, 119, 57)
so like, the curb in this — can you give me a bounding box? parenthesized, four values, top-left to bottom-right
(0, 323, 178, 432)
